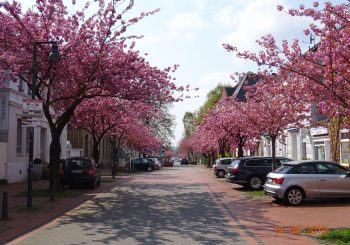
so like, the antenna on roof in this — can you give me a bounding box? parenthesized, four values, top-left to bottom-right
(308, 33, 316, 50)
(310, 33, 315, 45)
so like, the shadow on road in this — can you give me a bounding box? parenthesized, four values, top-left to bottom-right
(52, 183, 245, 245)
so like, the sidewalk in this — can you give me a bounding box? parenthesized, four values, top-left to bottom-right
(0, 174, 127, 244)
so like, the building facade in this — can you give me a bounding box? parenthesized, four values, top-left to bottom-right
(0, 77, 67, 183)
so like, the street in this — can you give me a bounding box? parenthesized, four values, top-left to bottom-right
(9, 165, 350, 245)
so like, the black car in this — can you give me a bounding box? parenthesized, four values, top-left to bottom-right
(181, 159, 189, 165)
(226, 156, 292, 190)
(132, 158, 156, 172)
(61, 157, 101, 188)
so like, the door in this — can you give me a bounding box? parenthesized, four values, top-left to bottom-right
(289, 163, 320, 197)
(316, 162, 350, 197)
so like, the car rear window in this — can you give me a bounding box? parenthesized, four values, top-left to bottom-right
(65, 159, 91, 168)
(229, 159, 241, 167)
(273, 164, 295, 174)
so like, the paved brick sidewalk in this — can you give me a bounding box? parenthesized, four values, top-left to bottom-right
(0, 175, 127, 244)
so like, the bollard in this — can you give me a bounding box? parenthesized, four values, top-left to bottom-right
(1, 192, 8, 220)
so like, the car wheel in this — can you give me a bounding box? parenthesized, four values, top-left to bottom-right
(285, 187, 304, 205)
(217, 170, 225, 178)
(249, 176, 263, 190)
(147, 166, 153, 172)
(155, 165, 159, 170)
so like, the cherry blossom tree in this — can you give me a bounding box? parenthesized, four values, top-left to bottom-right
(71, 97, 141, 163)
(213, 96, 260, 157)
(0, 0, 180, 201)
(238, 73, 308, 168)
(224, 2, 350, 163)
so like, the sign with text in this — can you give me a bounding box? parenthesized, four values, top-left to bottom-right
(0, 93, 8, 130)
(22, 99, 43, 127)
(310, 127, 328, 136)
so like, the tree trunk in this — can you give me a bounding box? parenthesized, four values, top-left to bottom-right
(49, 133, 62, 202)
(237, 144, 244, 157)
(92, 141, 100, 163)
(211, 152, 215, 167)
(218, 139, 226, 158)
(271, 136, 277, 170)
(329, 116, 341, 163)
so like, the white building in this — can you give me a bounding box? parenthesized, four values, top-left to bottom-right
(0, 76, 67, 183)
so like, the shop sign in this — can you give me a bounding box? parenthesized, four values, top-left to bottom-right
(22, 99, 42, 127)
(310, 127, 328, 136)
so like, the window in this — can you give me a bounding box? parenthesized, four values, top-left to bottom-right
(245, 159, 273, 167)
(221, 159, 232, 165)
(230, 159, 241, 167)
(291, 164, 317, 174)
(65, 159, 91, 168)
(273, 164, 295, 174)
(314, 143, 325, 160)
(341, 142, 350, 164)
(316, 163, 348, 175)
(278, 158, 293, 164)
(245, 160, 259, 167)
(16, 118, 22, 154)
(17, 78, 24, 92)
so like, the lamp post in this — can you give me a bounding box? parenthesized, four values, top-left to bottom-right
(28, 41, 60, 208)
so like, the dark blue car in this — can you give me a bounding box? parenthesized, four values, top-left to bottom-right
(226, 156, 292, 190)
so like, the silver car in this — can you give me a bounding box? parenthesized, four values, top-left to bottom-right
(147, 157, 163, 170)
(264, 160, 350, 205)
(212, 157, 235, 178)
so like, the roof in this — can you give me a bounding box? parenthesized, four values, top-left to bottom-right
(224, 87, 235, 97)
(232, 72, 261, 102)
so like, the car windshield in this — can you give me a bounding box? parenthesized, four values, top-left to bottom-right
(273, 164, 295, 174)
(65, 159, 91, 168)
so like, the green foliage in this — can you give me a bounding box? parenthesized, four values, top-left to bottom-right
(320, 228, 350, 245)
(196, 85, 224, 124)
(183, 112, 196, 137)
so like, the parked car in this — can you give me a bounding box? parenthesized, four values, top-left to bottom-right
(226, 156, 292, 190)
(146, 157, 163, 170)
(181, 159, 189, 165)
(264, 160, 350, 205)
(212, 157, 235, 178)
(132, 158, 156, 172)
(60, 157, 101, 188)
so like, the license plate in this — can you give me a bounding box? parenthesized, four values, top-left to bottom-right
(71, 170, 83, 174)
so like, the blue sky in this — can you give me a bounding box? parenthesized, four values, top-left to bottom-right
(20, 0, 347, 146)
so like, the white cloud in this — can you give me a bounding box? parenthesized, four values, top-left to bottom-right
(168, 12, 205, 30)
(217, 0, 308, 52)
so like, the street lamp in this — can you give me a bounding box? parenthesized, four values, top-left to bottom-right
(28, 41, 60, 208)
